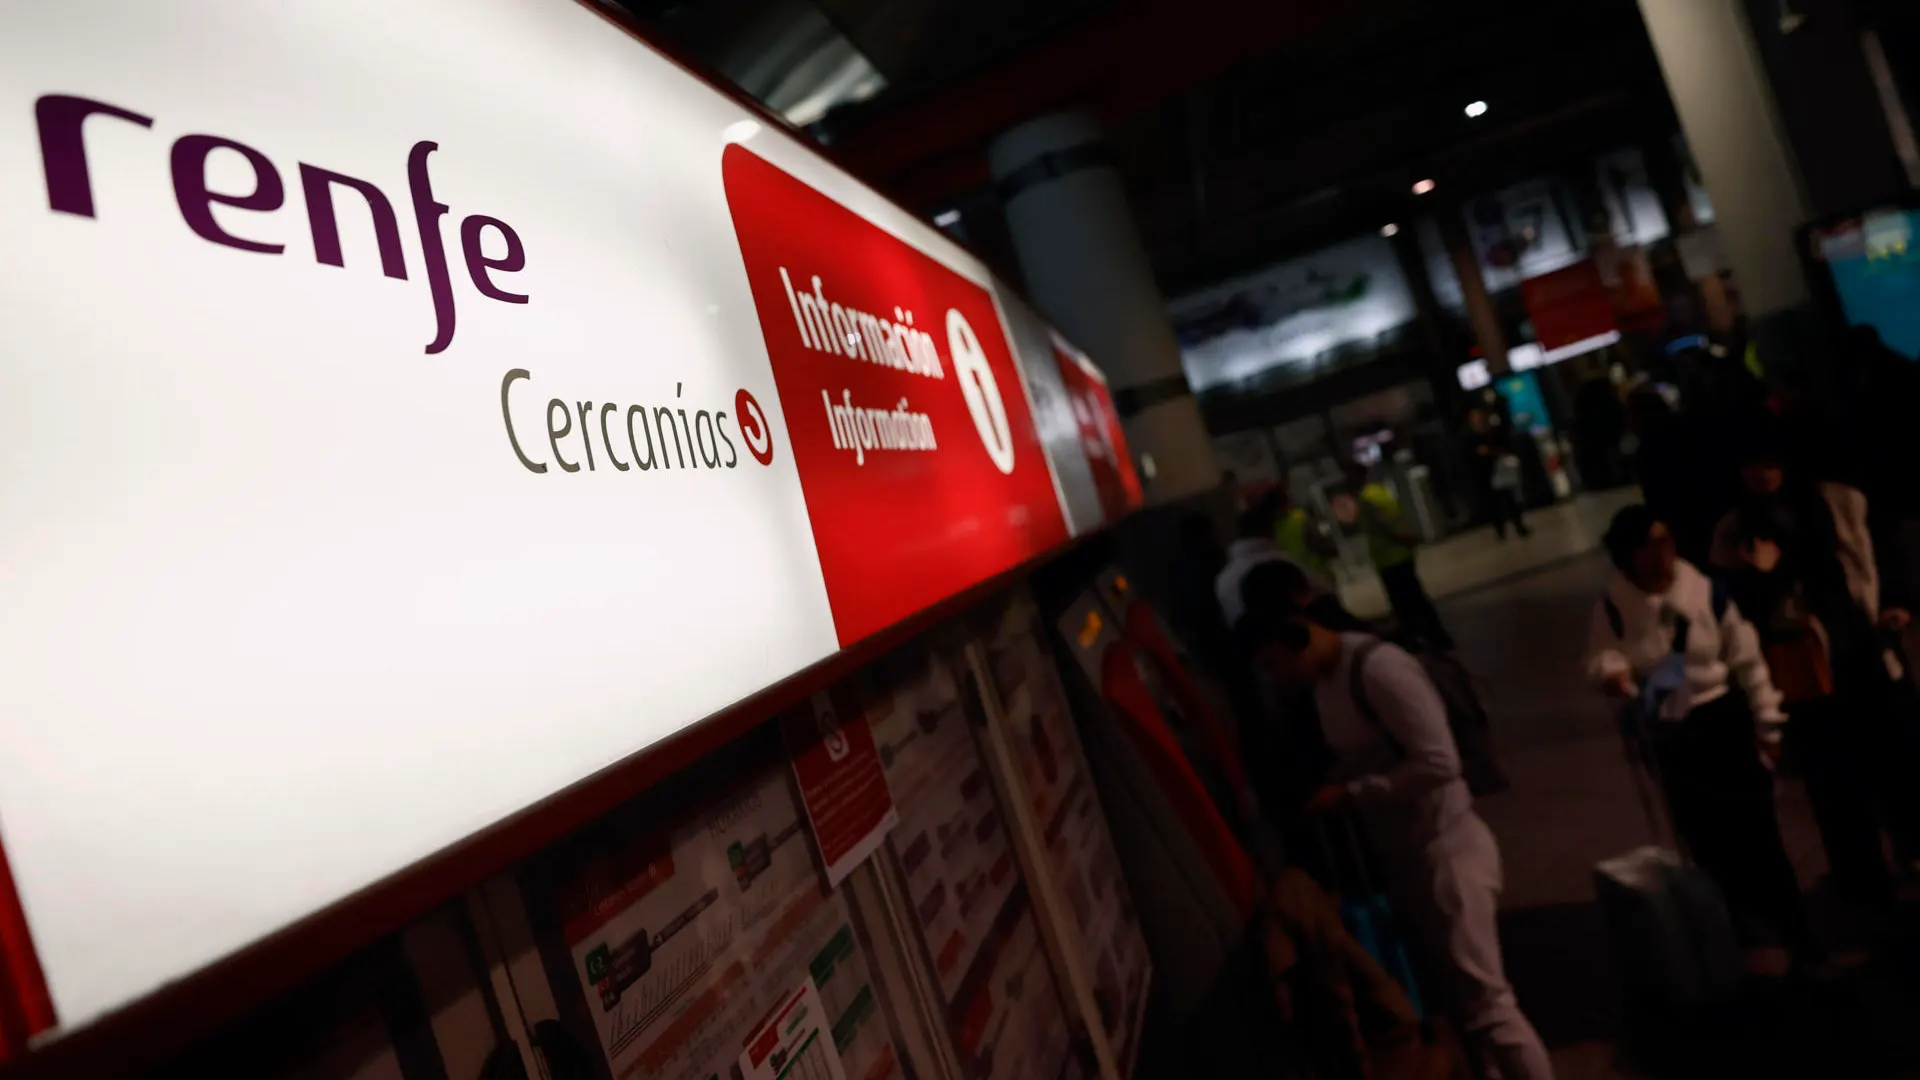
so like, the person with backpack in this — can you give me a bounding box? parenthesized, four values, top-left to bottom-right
(1237, 591, 1552, 1080)
(1242, 555, 1372, 636)
(1587, 505, 1821, 966)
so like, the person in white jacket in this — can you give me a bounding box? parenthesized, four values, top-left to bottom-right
(1587, 505, 1817, 960)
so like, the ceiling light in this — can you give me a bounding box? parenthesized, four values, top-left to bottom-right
(1380, 223, 1400, 238)
(1412, 178, 1437, 195)
(1464, 100, 1489, 119)
(932, 208, 962, 228)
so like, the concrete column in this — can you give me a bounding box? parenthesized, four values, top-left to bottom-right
(1644, 136, 1743, 333)
(1434, 207, 1511, 375)
(1638, 0, 1817, 368)
(1388, 226, 1466, 416)
(988, 111, 1221, 502)
(1737, 0, 1908, 219)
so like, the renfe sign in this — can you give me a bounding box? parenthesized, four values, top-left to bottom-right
(0, 0, 1112, 1038)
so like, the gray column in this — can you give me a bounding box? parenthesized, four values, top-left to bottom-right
(1737, 0, 1908, 219)
(989, 112, 1221, 502)
(1638, 0, 1814, 325)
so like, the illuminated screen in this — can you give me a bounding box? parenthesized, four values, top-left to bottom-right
(1816, 208, 1920, 360)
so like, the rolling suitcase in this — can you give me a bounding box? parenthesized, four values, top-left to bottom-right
(1592, 705, 1742, 1026)
(1319, 815, 1427, 1020)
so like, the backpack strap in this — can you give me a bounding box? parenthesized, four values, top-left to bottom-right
(1672, 577, 1726, 658)
(1605, 583, 1722, 644)
(1347, 638, 1391, 741)
(1671, 612, 1693, 656)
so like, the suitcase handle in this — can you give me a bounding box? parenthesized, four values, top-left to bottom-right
(1618, 703, 1688, 862)
(1310, 812, 1377, 897)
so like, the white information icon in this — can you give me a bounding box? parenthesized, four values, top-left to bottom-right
(947, 309, 1015, 475)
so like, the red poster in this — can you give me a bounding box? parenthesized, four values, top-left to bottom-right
(723, 146, 1070, 646)
(785, 689, 899, 888)
(1594, 246, 1667, 332)
(1518, 259, 1618, 353)
(1051, 338, 1144, 519)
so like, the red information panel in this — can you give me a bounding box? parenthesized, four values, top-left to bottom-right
(784, 689, 899, 888)
(724, 146, 1070, 646)
(0, 836, 54, 1064)
(1518, 259, 1619, 352)
(1052, 341, 1144, 520)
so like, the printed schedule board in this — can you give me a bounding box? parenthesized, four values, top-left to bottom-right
(861, 650, 1081, 1080)
(977, 601, 1151, 1071)
(545, 766, 900, 1080)
(0, 0, 1133, 1041)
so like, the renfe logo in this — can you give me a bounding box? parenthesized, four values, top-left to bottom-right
(33, 94, 527, 355)
(30, 92, 780, 480)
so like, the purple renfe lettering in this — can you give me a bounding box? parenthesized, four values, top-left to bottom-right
(35, 95, 154, 217)
(407, 141, 458, 355)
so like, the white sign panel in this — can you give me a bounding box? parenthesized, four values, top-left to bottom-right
(1170, 234, 1416, 391)
(0, 0, 1082, 1035)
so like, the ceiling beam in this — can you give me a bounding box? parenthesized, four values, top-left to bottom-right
(830, 0, 1352, 202)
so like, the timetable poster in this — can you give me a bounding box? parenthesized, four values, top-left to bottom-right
(865, 649, 1019, 1003)
(947, 907, 1076, 1080)
(862, 646, 1079, 1080)
(979, 596, 1153, 1069)
(737, 976, 845, 1080)
(546, 766, 899, 1080)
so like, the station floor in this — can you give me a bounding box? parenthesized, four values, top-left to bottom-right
(1337, 487, 1642, 619)
(1412, 491, 1920, 1078)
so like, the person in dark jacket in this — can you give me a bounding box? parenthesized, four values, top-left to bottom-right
(1466, 408, 1531, 541)
(1629, 386, 1726, 568)
(1711, 428, 1920, 903)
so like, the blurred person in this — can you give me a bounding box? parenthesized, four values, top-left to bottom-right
(1831, 325, 1920, 513)
(1274, 485, 1340, 583)
(1465, 408, 1531, 541)
(1828, 326, 1920, 612)
(1627, 385, 1727, 568)
(1710, 427, 1920, 895)
(1216, 489, 1329, 627)
(1239, 603, 1554, 1080)
(1170, 512, 1235, 665)
(1338, 466, 1453, 650)
(1588, 506, 1820, 964)
(1243, 558, 1371, 636)
(1572, 376, 1630, 490)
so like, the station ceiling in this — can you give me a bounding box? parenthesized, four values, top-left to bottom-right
(611, 0, 1676, 296)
